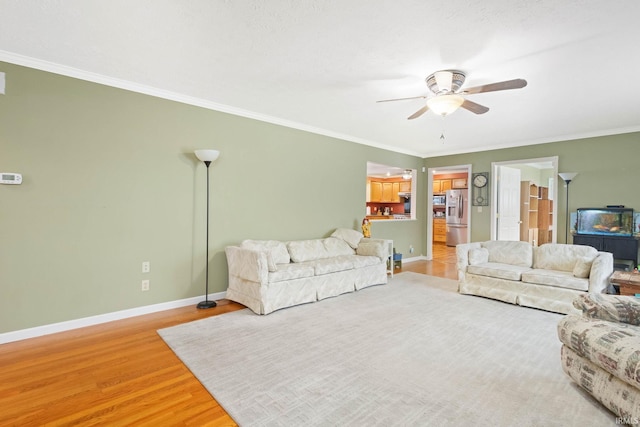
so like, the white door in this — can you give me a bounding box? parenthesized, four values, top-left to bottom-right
(497, 166, 521, 241)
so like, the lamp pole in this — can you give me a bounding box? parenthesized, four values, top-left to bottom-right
(558, 173, 578, 244)
(195, 149, 220, 309)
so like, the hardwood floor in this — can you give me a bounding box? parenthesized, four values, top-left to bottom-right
(397, 243, 458, 279)
(0, 250, 457, 426)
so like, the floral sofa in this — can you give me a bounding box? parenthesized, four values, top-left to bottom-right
(558, 293, 640, 418)
(224, 228, 389, 314)
(456, 241, 614, 314)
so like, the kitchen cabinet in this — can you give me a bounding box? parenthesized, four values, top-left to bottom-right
(381, 182, 394, 202)
(452, 178, 467, 189)
(369, 179, 403, 202)
(399, 181, 411, 193)
(433, 179, 451, 194)
(433, 218, 446, 243)
(370, 181, 382, 202)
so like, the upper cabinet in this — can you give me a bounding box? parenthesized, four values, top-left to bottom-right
(369, 178, 409, 202)
(433, 179, 452, 194)
(434, 176, 467, 194)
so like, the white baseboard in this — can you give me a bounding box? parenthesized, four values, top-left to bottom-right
(0, 291, 226, 345)
(402, 255, 428, 263)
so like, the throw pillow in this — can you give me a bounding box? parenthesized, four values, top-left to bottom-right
(331, 228, 364, 249)
(356, 241, 387, 260)
(469, 248, 489, 265)
(573, 256, 594, 278)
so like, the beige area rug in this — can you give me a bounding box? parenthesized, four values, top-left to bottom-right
(158, 272, 615, 426)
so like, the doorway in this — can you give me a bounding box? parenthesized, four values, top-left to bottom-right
(491, 157, 558, 243)
(426, 164, 472, 261)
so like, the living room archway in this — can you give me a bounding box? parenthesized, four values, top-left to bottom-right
(490, 156, 559, 243)
(426, 164, 472, 261)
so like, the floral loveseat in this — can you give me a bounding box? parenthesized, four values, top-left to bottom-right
(456, 241, 614, 314)
(558, 293, 640, 418)
(225, 228, 388, 314)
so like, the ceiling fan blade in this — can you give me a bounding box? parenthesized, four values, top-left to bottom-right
(377, 95, 427, 103)
(407, 105, 429, 120)
(463, 78, 527, 95)
(460, 99, 489, 114)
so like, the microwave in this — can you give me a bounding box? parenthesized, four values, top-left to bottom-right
(433, 195, 446, 205)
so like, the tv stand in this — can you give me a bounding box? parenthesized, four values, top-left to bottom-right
(572, 234, 639, 266)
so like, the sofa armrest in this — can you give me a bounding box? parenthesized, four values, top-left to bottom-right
(455, 242, 482, 274)
(587, 251, 614, 293)
(225, 246, 269, 285)
(356, 238, 389, 262)
(573, 293, 640, 326)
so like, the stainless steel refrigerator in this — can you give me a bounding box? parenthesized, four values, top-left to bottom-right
(445, 189, 468, 246)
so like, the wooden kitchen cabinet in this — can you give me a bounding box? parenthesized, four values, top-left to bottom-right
(433, 179, 451, 194)
(433, 218, 446, 243)
(370, 181, 383, 202)
(370, 179, 403, 202)
(381, 182, 393, 202)
(399, 181, 411, 192)
(452, 178, 467, 189)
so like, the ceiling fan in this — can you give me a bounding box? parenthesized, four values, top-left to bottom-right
(377, 70, 527, 119)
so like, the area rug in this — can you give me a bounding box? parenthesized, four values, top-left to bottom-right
(158, 272, 615, 426)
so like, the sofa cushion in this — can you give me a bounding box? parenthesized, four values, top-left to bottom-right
(331, 228, 364, 249)
(287, 239, 328, 262)
(573, 293, 640, 326)
(351, 254, 382, 268)
(323, 237, 356, 257)
(573, 256, 594, 278)
(521, 269, 589, 291)
(268, 263, 315, 283)
(558, 314, 640, 390)
(287, 238, 353, 263)
(467, 262, 531, 281)
(534, 243, 597, 272)
(356, 239, 388, 261)
(469, 248, 489, 265)
(481, 241, 533, 267)
(313, 256, 355, 275)
(241, 240, 290, 264)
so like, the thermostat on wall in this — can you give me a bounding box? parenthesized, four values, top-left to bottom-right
(0, 172, 22, 184)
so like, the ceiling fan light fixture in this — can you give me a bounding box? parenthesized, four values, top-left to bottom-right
(427, 94, 464, 116)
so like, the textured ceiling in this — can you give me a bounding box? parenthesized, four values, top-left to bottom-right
(1, 0, 640, 157)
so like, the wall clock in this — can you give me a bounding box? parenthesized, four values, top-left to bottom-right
(472, 172, 489, 206)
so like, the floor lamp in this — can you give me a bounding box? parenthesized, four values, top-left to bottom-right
(195, 149, 220, 309)
(558, 172, 578, 244)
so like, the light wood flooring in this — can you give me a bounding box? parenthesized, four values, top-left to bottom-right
(0, 245, 457, 426)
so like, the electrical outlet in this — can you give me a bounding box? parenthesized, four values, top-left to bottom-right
(409, 245, 414, 254)
(141, 279, 150, 291)
(142, 261, 150, 273)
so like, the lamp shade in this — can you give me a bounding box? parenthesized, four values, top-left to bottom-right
(427, 94, 464, 116)
(195, 149, 220, 163)
(558, 172, 578, 182)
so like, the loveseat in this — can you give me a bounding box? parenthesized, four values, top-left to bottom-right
(558, 293, 640, 418)
(456, 241, 614, 314)
(225, 228, 389, 314)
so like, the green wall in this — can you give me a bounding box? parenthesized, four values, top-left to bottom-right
(0, 62, 424, 333)
(424, 132, 640, 243)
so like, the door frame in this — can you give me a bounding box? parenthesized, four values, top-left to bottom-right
(426, 163, 472, 260)
(490, 156, 559, 242)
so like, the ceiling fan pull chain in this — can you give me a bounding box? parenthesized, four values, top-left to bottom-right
(440, 116, 446, 142)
